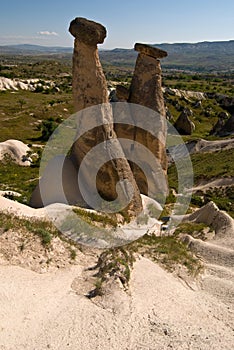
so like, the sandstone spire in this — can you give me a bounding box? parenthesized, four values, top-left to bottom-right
(115, 43, 168, 199)
(129, 43, 167, 116)
(69, 18, 142, 217)
(69, 17, 108, 110)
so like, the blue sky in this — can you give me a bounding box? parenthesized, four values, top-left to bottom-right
(0, 0, 233, 48)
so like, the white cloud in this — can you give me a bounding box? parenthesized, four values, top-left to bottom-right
(38, 31, 58, 36)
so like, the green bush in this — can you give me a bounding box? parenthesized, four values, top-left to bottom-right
(39, 118, 58, 141)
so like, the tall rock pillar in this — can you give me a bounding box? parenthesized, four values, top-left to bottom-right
(69, 18, 142, 217)
(115, 43, 168, 198)
(129, 43, 167, 117)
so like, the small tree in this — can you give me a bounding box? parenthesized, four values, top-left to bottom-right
(40, 118, 57, 141)
(18, 99, 26, 110)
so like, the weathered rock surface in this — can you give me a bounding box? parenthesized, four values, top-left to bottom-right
(69, 18, 108, 111)
(134, 43, 168, 59)
(210, 112, 234, 136)
(30, 18, 143, 217)
(210, 118, 226, 136)
(163, 87, 206, 100)
(115, 85, 129, 101)
(114, 44, 168, 198)
(186, 138, 234, 154)
(69, 18, 142, 217)
(0, 139, 31, 166)
(209, 111, 229, 136)
(219, 114, 234, 136)
(174, 108, 195, 135)
(128, 46, 166, 116)
(69, 17, 106, 45)
(182, 201, 234, 240)
(0, 77, 56, 92)
(168, 138, 234, 164)
(215, 94, 234, 114)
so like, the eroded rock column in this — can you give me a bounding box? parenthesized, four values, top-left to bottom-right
(115, 43, 168, 198)
(129, 43, 167, 116)
(69, 18, 142, 217)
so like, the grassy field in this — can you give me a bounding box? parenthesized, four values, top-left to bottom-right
(0, 159, 39, 204)
(0, 90, 73, 143)
(163, 73, 234, 97)
(166, 94, 227, 139)
(168, 149, 234, 217)
(168, 149, 234, 187)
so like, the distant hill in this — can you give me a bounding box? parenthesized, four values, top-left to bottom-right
(0, 40, 234, 72)
(99, 40, 234, 72)
(0, 44, 72, 55)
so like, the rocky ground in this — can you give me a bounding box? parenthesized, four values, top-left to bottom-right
(0, 193, 233, 349)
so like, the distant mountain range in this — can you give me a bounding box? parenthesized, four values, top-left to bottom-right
(0, 44, 72, 54)
(0, 40, 234, 72)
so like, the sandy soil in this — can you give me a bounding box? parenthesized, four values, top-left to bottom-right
(0, 196, 233, 349)
(0, 253, 233, 350)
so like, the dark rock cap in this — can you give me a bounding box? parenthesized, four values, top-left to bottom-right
(69, 17, 107, 45)
(134, 43, 168, 59)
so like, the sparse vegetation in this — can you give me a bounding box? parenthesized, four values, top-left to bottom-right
(131, 234, 202, 276)
(0, 159, 39, 205)
(193, 186, 234, 218)
(168, 149, 234, 191)
(38, 117, 61, 141)
(70, 249, 77, 260)
(191, 150, 234, 181)
(72, 208, 118, 228)
(89, 247, 135, 297)
(90, 231, 203, 297)
(0, 89, 73, 143)
(174, 222, 212, 241)
(168, 149, 234, 218)
(0, 212, 56, 246)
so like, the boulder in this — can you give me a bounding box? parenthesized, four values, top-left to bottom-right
(174, 108, 195, 135)
(69, 17, 106, 46)
(0, 140, 31, 166)
(219, 114, 234, 136)
(218, 111, 229, 120)
(215, 94, 234, 114)
(194, 100, 202, 109)
(109, 89, 118, 102)
(210, 112, 234, 136)
(134, 43, 168, 59)
(210, 118, 226, 136)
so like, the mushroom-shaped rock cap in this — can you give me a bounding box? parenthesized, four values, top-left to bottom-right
(134, 43, 167, 59)
(69, 17, 107, 45)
